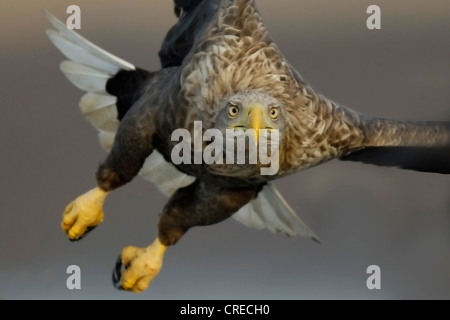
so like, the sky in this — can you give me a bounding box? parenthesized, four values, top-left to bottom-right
(0, 0, 449, 300)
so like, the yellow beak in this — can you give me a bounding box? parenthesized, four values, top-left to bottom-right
(248, 104, 265, 141)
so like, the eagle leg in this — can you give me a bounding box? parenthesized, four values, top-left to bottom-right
(113, 239, 166, 293)
(158, 180, 259, 246)
(61, 187, 108, 241)
(113, 180, 258, 292)
(61, 96, 157, 241)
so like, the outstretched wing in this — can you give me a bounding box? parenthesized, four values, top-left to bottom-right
(43, 10, 195, 194)
(340, 119, 450, 174)
(341, 146, 450, 174)
(44, 9, 133, 143)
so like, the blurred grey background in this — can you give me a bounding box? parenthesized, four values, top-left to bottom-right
(0, 0, 449, 299)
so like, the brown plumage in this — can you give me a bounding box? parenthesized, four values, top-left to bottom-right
(45, 0, 449, 293)
(176, 0, 449, 177)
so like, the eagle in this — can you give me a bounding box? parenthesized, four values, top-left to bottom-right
(44, 0, 450, 293)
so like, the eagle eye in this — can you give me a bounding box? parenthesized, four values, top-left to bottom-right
(269, 107, 279, 120)
(228, 104, 239, 118)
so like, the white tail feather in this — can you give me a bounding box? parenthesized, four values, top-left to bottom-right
(231, 202, 266, 230)
(233, 183, 319, 240)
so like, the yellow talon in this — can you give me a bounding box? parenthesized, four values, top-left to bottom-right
(118, 238, 167, 292)
(62, 187, 108, 240)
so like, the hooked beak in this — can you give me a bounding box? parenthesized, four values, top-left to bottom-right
(247, 104, 265, 142)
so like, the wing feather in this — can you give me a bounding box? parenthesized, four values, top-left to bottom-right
(60, 61, 110, 92)
(43, 10, 134, 72)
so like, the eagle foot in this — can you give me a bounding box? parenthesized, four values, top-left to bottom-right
(112, 238, 167, 293)
(61, 187, 108, 240)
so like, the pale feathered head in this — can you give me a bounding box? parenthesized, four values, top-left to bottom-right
(214, 90, 286, 142)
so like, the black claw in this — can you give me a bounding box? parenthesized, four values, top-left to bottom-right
(112, 254, 125, 290)
(68, 226, 98, 242)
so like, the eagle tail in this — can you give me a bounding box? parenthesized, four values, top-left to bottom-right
(341, 118, 450, 174)
(233, 183, 320, 241)
(43, 10, 152, 150)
